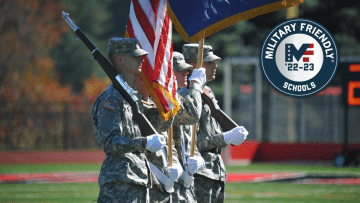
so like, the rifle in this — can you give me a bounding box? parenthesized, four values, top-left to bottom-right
(189, 33, 238, 155)
(61, 11, 157, 137)
(201, 93, 238, 132)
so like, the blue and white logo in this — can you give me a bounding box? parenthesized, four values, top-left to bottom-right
(260, 18, 339, 97)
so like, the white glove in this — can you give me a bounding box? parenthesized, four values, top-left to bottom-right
(145, 134, 166, 153)
(223, 126, 248, 145)
(166, 166, 181, 181)
(186, 156, 205, 174)
(189, 68, 206, 86)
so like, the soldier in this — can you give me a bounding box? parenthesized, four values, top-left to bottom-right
(172, 51, 207, 203)
(182, 43, 249, 203)
(136, 51, 207, 203)
(136, 76, 182, 203)
(92, 37, 166, 203)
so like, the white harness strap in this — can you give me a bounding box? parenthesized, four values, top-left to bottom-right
(149, 145, 175, 194)
(180, 125, 195, 188)
(181, 125, 187, 166)
(148, 161, 174, 193)
(146, 187, 150, 203)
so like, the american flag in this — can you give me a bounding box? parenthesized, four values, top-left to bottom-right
(126, 0, 180, 121)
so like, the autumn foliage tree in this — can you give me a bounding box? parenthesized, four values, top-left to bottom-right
(0, 0, 71, 102)
(0, 0, 110, 150)
(81, 75, 110, 103)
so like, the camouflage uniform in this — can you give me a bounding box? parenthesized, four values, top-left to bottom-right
(143, 100, 179, 203)
(182, 44, 220, 64)
(146, 131, 181, 203)
(182, 44, 226, 203)
(93, 38, 151, 203)
(171, 51, 204, 203)
(98, 181, 149, 203)
(144, 51, 205, 202)
(93, 84, 151, 203)
(172, 83, 204, 203)
(194, 86, 227, 203)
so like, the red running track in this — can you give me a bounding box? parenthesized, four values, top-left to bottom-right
(1, 172, 360, 185)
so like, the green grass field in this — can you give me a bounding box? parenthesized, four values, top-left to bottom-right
(1, 163, 360, 203)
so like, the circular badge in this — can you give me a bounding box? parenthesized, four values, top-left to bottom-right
(260, 18, 339, 97)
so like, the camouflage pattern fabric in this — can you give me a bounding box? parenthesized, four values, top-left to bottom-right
(149, 182, 172, 203)
(145, 82, 203, 202)
(145, 131, 181, 194)
(107, 37, 148, 56)
(97, 181, 148, 203)
(171, 82, 204, 202)
(173, 82, 203, 127)
(143, 81, 203, 202)
(175, 82, 204, 168)
(182, 43, 221, 62)
(193, 85, 227, 202)
(143, 99, 181, 200)
(92, 84, 152, 189)
(143, 100, 174, 133)
(193, 174, 225, 203)
(173, 51, 192, 72)
(172, 182, 197, 203)
(195, 85, 227, 182)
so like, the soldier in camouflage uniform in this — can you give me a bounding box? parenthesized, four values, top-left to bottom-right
(135, 76, 182, 203)
(93, 38, 167, 203)
(136, 51, 207, 202)
(171, 51, 207, 203)
(182, 44, 249, 203)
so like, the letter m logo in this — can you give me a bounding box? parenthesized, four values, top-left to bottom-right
(285, 44, 314, 62)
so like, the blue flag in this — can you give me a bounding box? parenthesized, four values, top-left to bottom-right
(168, 0, 303, 42)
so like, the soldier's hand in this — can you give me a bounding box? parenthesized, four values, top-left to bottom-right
(187, 156, 205, 174)
(189, 67, 206, 86)
(223, 126, 248, 145)
(166, 166, 181, 181)
(145, 134, 165, 153)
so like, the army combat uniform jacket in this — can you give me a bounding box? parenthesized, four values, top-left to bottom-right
(143, 99, 180, 195)
(195, 86, 227, 182)
(144, 82, 202, 194)
(92, 84, 152, 188)
(175, 82, 204, 177)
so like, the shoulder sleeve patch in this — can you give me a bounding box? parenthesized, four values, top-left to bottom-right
(103, 100, 117, 111)
(203, 86, 214, 99)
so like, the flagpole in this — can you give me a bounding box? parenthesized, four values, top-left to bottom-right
(190, 31, 205, 157)
(286, 5, 298, 143)
(168, 124, 173, 166)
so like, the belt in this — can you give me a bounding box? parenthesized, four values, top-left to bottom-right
(203, 147, 221, 154)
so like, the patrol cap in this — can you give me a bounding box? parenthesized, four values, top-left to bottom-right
(173, 51, 193, 72)
(182, 43, 221, 62)
(107, 37, 148, 56)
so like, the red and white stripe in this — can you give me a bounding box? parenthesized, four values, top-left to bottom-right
(127, 0, 179, 120)
(303, 43, 314, 62)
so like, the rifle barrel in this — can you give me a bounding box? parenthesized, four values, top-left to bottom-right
(61, 11, 78, 31)
(61, 11, 158, 137)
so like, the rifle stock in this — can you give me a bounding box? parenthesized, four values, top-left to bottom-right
(201, 93, 238, 132)
(62, 11, 157, 137)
